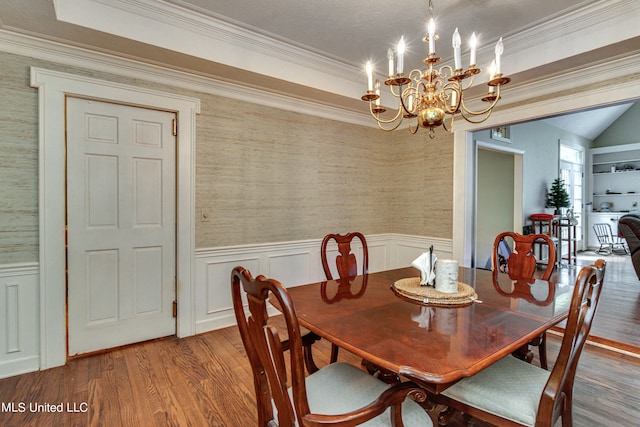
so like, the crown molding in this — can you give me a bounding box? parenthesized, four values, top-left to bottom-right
(54, 0, 366, 101)
(468, 0, 640, 81)
(0, 29, 373, 128)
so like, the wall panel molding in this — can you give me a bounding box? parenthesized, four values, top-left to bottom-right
(0, 263, 39, 379)
(194, 234, 452, 333)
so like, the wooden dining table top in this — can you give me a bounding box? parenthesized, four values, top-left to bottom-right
(279, 266, 573, 394)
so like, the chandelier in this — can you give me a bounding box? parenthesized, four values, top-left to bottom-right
(361, 0, 510, 137)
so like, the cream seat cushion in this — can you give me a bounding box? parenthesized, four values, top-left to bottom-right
(276, 362, 433, 426)
(442, 355, 551, 426)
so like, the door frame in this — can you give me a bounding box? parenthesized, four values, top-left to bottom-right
(31, 67, 200, 369)
(452, 54, 640, 266)
(473, 142, 524, 268)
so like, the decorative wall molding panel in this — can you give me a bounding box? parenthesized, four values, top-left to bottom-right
(0, 234, 450, 379)
(194, 233, 452, 333)
(0, 263, 39, 379)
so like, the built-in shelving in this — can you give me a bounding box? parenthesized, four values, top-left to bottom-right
(587, 143, 640, 250)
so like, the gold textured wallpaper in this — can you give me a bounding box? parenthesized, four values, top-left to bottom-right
(0, 50, 453, 263)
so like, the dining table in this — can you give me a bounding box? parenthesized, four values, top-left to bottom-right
(277, 266, 573, 394)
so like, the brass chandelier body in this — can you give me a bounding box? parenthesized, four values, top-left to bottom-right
(362, 1, 510, 137)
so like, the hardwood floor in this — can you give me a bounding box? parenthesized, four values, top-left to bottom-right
(566, 251, 640, 354)
(0, 251, 638, 426)
(1, 325, 639, 425)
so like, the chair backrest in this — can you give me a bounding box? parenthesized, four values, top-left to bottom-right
(232, 266, 310, 426)
(492, 232, 556, 281)
(321, 232, 369, 280)
(593, 223, 614, 244)
(537, 259, 606, 426)
(231, 266, 424, 427)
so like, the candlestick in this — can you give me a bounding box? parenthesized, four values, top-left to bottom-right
(452, 28, 461, 70)
(397, 37, 405, 74)
(366, 61, 373, 92)
(428, 18, 436, 54)
(469, 32, 477, 66)
(495, 37, 504, 75)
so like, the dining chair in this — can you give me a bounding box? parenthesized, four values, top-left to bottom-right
(231, 266, 433, 427)
(320, 232, 369, 364)
(435, 259, 606, 427)
(321, 232, 369, 280)
(320, 232, 399, 383)
(492, 231, 556, 281)
(492, 231, 556, 369)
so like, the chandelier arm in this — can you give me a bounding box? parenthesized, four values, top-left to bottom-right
(438, 65, 454, 81)
(408, 117, 420, 134)
(377, 118, 404, 132)
(460, 75, 475, 91)
(369, 101, 404, 124)
(459, 106, 493, 124)
(441, 82, 461, 115)
(409, 69, 423, 82)
(443, 113, 456, 132)
(399, 86, 413, 114)
(458, 84, 503, 117)
(389, 83, 402, 98)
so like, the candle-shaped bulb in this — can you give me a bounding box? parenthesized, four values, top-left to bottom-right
(397, 36, 405, 75)
(495, 37, 504, 75)
(452, 28, 461, 70)
(469, 32, 477, 66)
(387, 49, 394, 77)
(366, 61, 373, 92)
(488, 60, 496, 93)
(428, 18, 436, 54)
(374, 79, 381, 106)
(489, 59, 496, 80)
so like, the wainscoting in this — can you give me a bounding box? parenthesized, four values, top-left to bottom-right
(0, 263, 39, 379)
(194, 233, 451, 333)
(0, 234, 450, 379)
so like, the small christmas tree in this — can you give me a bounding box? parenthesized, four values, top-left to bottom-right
(546, 178, 570, 213)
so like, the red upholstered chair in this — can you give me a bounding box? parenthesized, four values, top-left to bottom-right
(436, 260, 606, 427)
(231, 266, 432, 427)
(492, 232, 556, 369)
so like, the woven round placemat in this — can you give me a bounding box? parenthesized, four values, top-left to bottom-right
(392, 277, 478, 306)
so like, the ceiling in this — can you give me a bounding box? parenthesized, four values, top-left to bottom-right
(1, 0, 637, 138)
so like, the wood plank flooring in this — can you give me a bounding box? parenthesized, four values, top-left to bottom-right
(0, 325, 639, 426)
(570, 251, 640, 354)
(0, 251, 638, 426)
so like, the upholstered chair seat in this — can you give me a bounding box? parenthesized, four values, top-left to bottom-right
(442, 355, 549, 426)
(277, 362, 432, 426)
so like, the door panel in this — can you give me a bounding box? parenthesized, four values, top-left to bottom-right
(66, 97, 176, 356)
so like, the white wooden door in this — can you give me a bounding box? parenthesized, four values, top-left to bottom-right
(66, 97, 176, 356)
